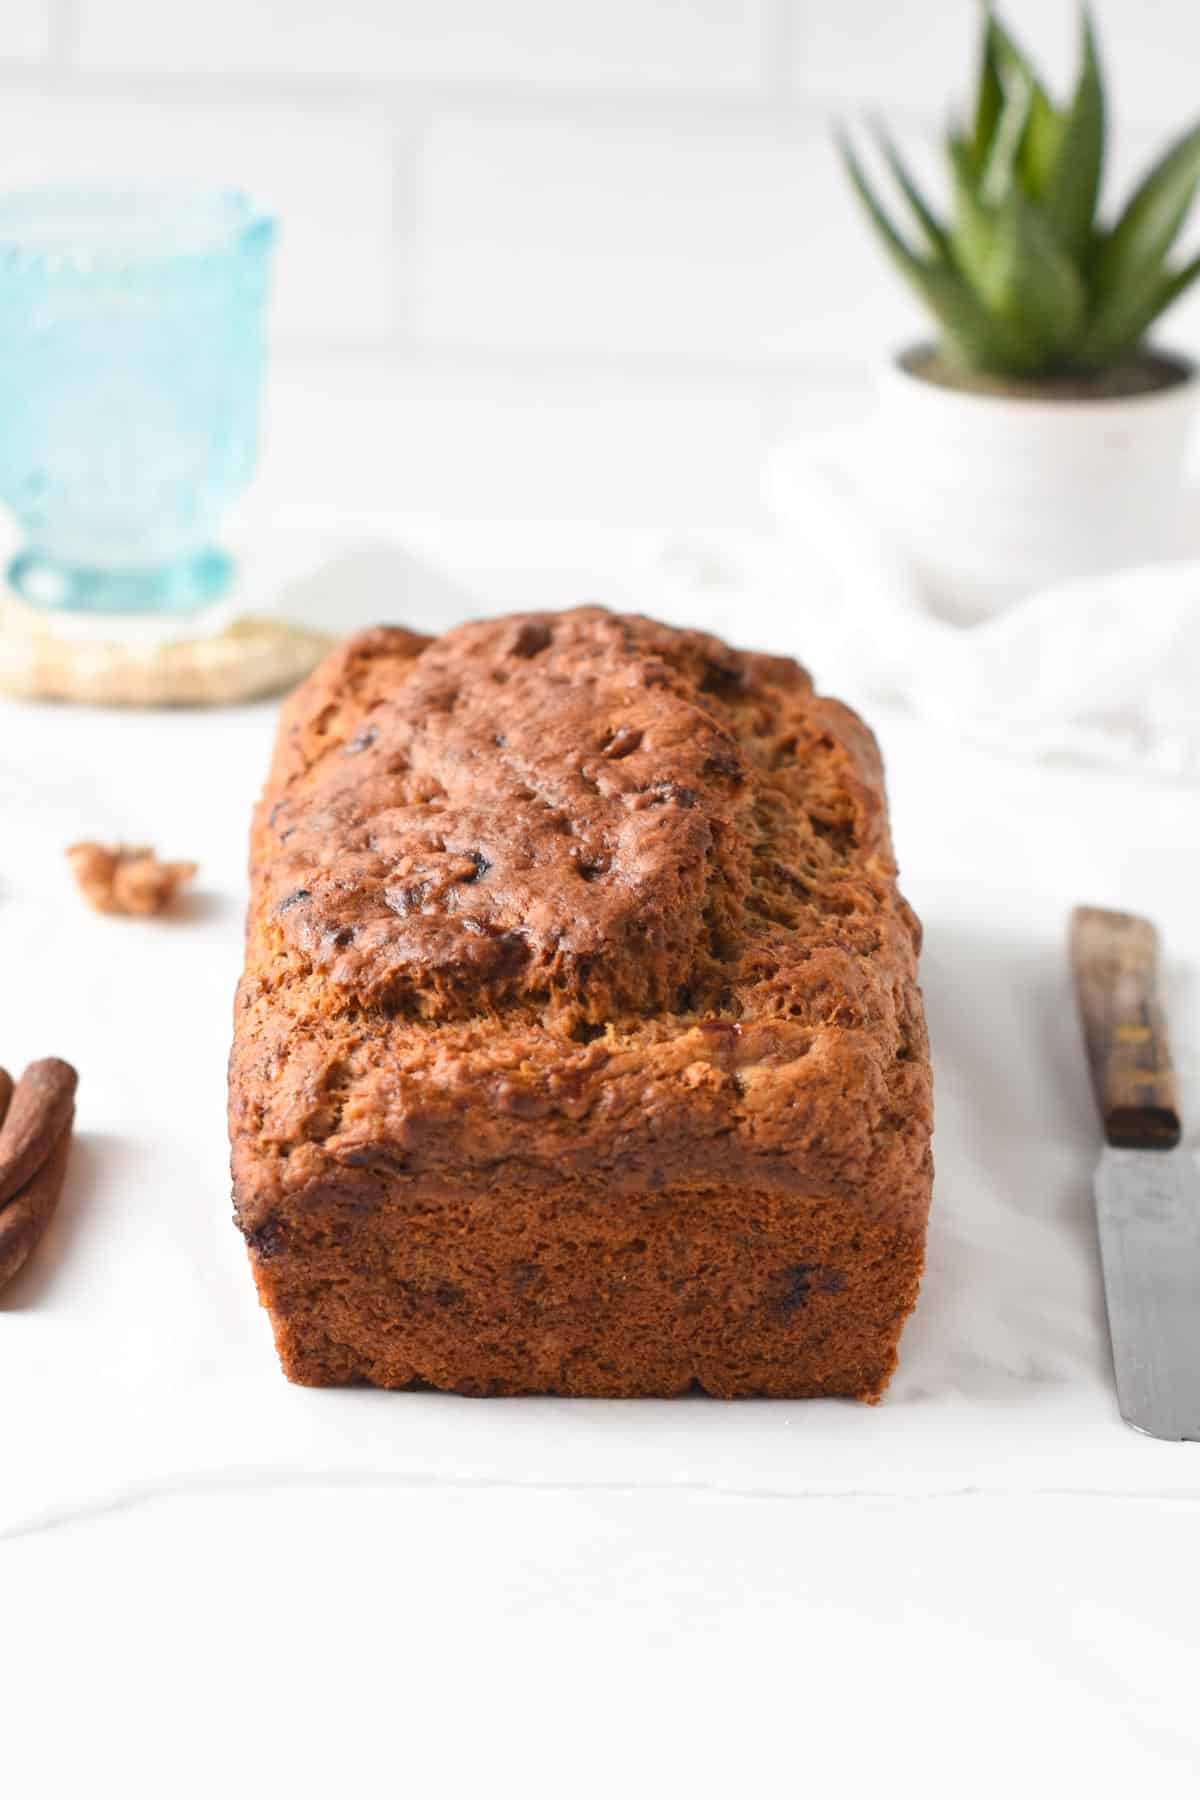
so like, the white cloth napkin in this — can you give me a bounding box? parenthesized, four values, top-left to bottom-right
(756, 439, 1200, 782)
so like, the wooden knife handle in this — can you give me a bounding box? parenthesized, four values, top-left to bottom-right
(1070, 906, 1181, 1150)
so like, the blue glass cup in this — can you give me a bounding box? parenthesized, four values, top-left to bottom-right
(0, 184, 275, 614)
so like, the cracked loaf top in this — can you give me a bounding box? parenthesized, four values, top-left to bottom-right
(230, 608, 932, 1226)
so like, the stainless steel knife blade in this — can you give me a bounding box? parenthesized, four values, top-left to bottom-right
(1070, 906, 1199, 1442)
(1093, 1145, 1200, 1440)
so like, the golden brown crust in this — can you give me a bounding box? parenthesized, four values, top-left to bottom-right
(229, 607, 933, 1398)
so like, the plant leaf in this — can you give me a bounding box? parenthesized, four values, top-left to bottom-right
(837, 127, 923, 269)
(948, 137, 1049, 362)
(985, 14, 1044, 99)
(838, 130, 1031, 369)
(1081, 250, 1200, 361)
(1137, 249, 1200, 337)
(954, 182, 1085, 365)
(1041, 6, 1104, 263)
(986, 14, 1061, 195)
(947, 131, 1001, 284)
(1019, 89, 1062, 197)
(1003, 196, 1089, 354)
(980, 60, 1033, 205)
(919, 258, 1042, 371)
(872, 124, 950, 259)
(971, 14, 1005, 174)
(1091, 120, 1200, 303)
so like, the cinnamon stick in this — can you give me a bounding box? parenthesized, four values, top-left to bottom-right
(0, 1058, 78, 1209)
(0, 1112, 74, 1291)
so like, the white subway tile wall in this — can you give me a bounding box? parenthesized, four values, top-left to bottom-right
(74, 0, 774, 96)
(413, 109, 931, 360)
(0, 1, 52, 64)
(2, 0, 1197, 526)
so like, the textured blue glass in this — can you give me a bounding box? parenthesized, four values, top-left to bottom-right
(0, 184, 275, 613)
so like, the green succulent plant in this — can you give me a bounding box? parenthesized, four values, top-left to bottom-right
(839, 4, 1200, 379)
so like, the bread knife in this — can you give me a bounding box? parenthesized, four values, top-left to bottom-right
(1070, 906, 1200, 1440)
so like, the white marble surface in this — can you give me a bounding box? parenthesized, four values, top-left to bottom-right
(4, 508, 1200, 1794)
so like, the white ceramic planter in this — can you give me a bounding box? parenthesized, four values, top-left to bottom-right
(873, 347, 1199, 621)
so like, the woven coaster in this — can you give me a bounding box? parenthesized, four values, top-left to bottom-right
(0, 592, 334, 706)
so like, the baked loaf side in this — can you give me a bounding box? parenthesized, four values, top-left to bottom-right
(229, 607, 933, 1398)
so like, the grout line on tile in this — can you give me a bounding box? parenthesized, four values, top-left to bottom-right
(0, 62, 934, 131)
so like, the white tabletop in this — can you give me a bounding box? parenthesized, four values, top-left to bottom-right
(5, 506, 1200, 1797)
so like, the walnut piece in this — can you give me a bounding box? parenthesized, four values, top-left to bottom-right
(66, 842, 198, 917)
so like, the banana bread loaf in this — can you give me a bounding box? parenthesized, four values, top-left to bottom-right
(229, 606, 933, 1398)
